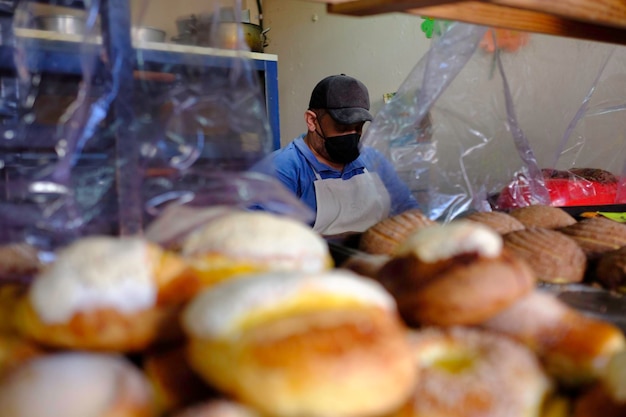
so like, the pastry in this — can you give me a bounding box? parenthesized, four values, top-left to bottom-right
(376, 220, 535, 326)
(559, 216, 626, 261)
(182, 269, 417, 417)
(463, 210, 525, 234)
(358, 209, 436, 255)
(509, 205, 577, 229)
(400, 326, 553, 417)
(13, 236, 195, 352)
(181, 210, 333, 286)
(503, 227, 586, 284)
(0, 352, 156, 417)
(481, 290, 625, 386)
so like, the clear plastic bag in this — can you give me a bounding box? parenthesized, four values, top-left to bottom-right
(364, 20, 626, 222)
(0, 0, 310, 260)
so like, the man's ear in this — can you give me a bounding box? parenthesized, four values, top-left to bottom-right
(304, 110, 317, 132)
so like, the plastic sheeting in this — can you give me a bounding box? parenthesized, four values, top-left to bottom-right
(364, 20, 626, 222)
(0, 0, 312, 254)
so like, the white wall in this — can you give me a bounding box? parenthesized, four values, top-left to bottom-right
(263, 0, 431, 144)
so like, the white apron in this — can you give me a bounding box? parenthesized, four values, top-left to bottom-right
(312, 168, 391, 236)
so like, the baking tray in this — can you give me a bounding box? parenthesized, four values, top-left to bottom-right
(539, 283, 626, 333)
(558, 204, 626, 220)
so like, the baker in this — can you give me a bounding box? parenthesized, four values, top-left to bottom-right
(253, 74, 419, 237)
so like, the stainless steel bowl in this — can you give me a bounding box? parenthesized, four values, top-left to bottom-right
(132, 26, 167, 43)
(34, 14, 99, 35)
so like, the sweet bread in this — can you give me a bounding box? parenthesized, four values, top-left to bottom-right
(181, 211, 333, 286)
(13, 236, 195, 352)
(595, 246, 626, 291)
(509, 205, 577, 229)
(463, 210, 525, 234)
(481, 290, 625, 386)
(358, 209, 436, 255)
(0, 352, 156, 417)
(182, 269, 417, 417)
(558, 217, 626, 261)
(401, 326, 553, 417)
(376, 220, 535, 326)
(503, 227, 586, 284)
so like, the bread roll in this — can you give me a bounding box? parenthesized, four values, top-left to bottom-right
(376, 220, 535, 326)
(358, 209, 436, 255)
(13, 236, 194, 352)
(559, 217, 626, 261)
(181, 211, 333, 286)
(481, 290, 625, 386)
(463, 210, 525, 234)
(0, 352, 156, 417)
(595, 246, 626, 291)
(503, 227, 586, 284)
(401, 326, 553, 417)
(182, 270, 417, 417)
(509, 205, 577, 229)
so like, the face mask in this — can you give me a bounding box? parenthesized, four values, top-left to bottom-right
(316, 124, 361, 164)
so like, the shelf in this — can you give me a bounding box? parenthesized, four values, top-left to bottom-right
(308, 0, 626, 46)
(0, 27, 281, 151)
(3, 28, 278, 73)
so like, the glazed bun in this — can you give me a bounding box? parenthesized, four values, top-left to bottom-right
(13, 236, 194, 352)
(509, 205, 577, 229)
(481, 290, 625, 386)
(503, 227, 586, 284)
(402, 326, 552, 417)
(463, 210, 525, 234)
(182, 269, 416, 417)
(0, 352, 156, 417)
(358, 209, 436, 255)
(181, 211, 333, 286)
(376, 220, 535, 326)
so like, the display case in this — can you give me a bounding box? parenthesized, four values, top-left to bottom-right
(0, 0, 280, 239)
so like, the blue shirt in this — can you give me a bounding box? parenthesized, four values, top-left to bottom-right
(252, 135, 419, 222)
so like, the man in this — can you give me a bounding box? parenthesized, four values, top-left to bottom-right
(253, 74, 419, 237)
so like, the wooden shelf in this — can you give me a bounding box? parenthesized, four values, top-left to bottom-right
(307, 0, 626, 46)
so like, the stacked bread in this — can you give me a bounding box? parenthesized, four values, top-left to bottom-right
(2, 206, 626, 417)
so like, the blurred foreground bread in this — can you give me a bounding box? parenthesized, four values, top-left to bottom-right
(172, 400, 261, 417)
(398, 326, 552, 417)
(13, 236, 195, 352)
(358, 209, 435, 255)
(182, 270, 417, 417)
(481, 290, 625, 386)
(0, 352, 156, 417)
(509, 205, 577, 229)
(181, 211, 333, 286)
(0, 243, 42, 282)
(503, 227, 586, 284)
(376, 220, 535, 326)
(143, 344, 216, 414)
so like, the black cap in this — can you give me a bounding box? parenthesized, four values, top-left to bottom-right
(308, 74, 373, 124)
